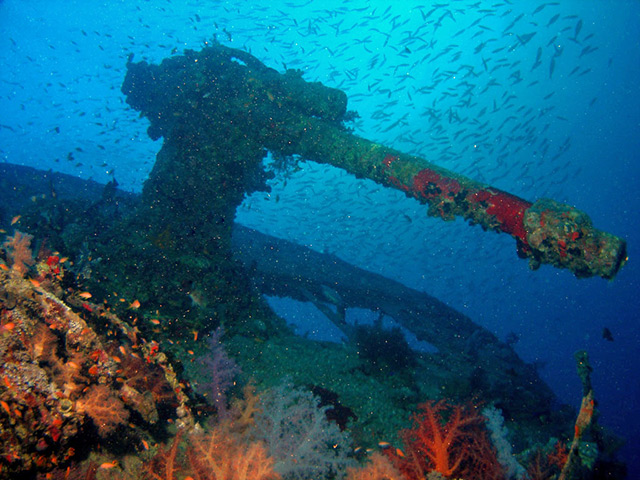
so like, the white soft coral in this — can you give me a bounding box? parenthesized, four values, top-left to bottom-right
(254, 380, 356, 480)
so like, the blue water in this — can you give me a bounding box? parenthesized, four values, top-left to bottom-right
(1, 0, 638, 475)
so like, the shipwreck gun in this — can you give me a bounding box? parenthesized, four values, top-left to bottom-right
(122, 43, 627, 279)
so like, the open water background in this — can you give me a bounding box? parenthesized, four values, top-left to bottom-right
(1, 0, 638, 475)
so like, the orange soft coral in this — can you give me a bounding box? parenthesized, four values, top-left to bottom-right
(75, 384, 130, 437)
(187, 426, 279, 480)
(387, 400, 504, 480)
(2, 231, 35, 276)
(346, 452, 404, 480)
(143, 425, 280, 480)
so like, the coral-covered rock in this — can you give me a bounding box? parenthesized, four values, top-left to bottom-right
(0, 242, 194, 478)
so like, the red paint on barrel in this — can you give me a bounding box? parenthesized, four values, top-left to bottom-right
(470, 190, 532, 242)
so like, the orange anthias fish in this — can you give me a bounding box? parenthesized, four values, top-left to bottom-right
(99, 460, 118, 469)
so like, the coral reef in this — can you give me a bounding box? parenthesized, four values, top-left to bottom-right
(0, 233, 193, 478)
(0, 165, 626, 478)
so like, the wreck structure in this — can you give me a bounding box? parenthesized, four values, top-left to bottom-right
(122, 43, 626, 280)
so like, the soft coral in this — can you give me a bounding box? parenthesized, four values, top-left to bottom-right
(387, 400, 504, 480)
(143, 424, 279, 480)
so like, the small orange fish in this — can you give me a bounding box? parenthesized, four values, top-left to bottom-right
(78, 292, 92, 299)
(193, 330, 199, 341)
(141, 439, 150, 451)
(99, 461, 118, 469)
(29, 279, 41, 288)
(129, 299, 141, 309)
(1, 322, 15, 332)
(149, 318, 161, 325)
(10, 215, 21, 225)
(119, 346, 127, 355)
(377, 441, 391, 449)
(65, 361, 80, 370)
(0, 264, 8, 271)
(0, 400, 11, 415)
